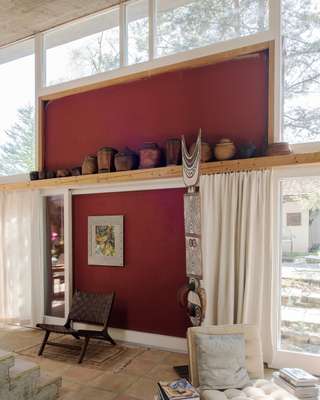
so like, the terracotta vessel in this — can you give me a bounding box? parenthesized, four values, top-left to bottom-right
(115, 148, 139, 171)
(238, 143, 256, 158)
(56, 169, 71, 178)
(29, 171, 39, 180)
(214, 138, 236, 161)
(166, 138, 181, 165)
(38, 170, 47, 180)
(82, 155, 98, 175)
(71, 167, 82, 176)
(97, 147, 117, 173)
(46, 171, 56, 179)
(139, 143, 162, 169)
(266, 142, 292, 156)
(190, 141, 213, 163)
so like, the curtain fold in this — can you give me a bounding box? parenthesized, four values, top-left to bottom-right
(0, 190, 42, 326)
(200, 170, 274, 363)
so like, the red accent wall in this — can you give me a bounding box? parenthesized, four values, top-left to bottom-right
(45, 51, 268, 170)
(73, 189, 190, 337)
(46, 52, 269, 337)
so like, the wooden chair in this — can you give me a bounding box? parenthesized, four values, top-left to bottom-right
(187, 324, 264, 388)
(37, 291, 115, 363)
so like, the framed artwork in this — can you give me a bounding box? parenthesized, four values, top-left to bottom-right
(88, 215, 124, 267)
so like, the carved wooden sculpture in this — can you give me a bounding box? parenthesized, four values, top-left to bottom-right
(178, 129, 206, 326)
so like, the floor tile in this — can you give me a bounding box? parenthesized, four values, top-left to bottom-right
(125, 377, 158, 400)
(136, 349, 171, 363)
(89, 371, 138, 393)
(63, 364, 105, 382)
(162, 352, 189, 365)
(121, 358, 157, 376)
(146, 363, 179, 382)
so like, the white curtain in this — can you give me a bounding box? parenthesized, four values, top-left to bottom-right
(0, 190, 42, 326)
(200, 170, 274, 363)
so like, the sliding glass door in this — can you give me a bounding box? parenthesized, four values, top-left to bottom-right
(273, 169, 320, 374)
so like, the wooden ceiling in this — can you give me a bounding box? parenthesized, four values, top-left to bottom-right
(0, 0, 119, 47)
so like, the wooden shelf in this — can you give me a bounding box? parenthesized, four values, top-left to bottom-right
(1, 151, 320, 192)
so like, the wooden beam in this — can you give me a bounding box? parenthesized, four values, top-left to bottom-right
(1, 152, 320, 192)
(268, 40, 275, 144)
(36, 98, 46, 171)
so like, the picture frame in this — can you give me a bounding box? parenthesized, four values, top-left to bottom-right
(88, 215, 124, 267)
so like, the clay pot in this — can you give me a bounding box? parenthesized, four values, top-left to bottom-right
(97, 147, 117, 173)
(139, 143, 162, 169)
(266, 142, 292, 156)
(38, 170, 47, 180)
(190, 141, 213, 163)
(82, 155, 98, 175)
(238, 143, 256, 159)
(46, 171, 56, 179)
(56, 169, 71, 178)
(29, 171, 39, 180)
(214, 139, 236, 161)
(166, 138, 181, 166)
(71, 167, 82, 176)
(115, 148, 139, 171)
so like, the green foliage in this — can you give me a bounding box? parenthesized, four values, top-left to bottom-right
(0, 104, 35, 176)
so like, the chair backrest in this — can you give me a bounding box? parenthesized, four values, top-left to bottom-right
(68, 291, 115, 330)
(187, 324, 264, 387)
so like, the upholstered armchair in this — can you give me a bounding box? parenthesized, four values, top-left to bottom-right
(187, 325, 267, 400)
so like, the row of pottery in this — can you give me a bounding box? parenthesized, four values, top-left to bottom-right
(30, 138, 289, 181)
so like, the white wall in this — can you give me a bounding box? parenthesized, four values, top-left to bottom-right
(282, 201, 309, 253)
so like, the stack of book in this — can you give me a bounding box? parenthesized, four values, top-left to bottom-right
(157, 378, 200, 400)
(273, 368, 319, 399)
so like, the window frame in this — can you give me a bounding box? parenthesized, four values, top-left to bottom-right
(272, 165, 320, 375)
(0, 37, 36, 183)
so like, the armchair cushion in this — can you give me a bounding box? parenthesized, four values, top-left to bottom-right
(196, 333, 250, 391)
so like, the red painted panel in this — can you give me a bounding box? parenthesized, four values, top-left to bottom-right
(45, 51, 268, 170)
(73, 189, 190, 337)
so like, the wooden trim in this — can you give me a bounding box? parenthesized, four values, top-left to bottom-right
(39, 41, 271, 101)
(36, 99, 46, 170)
(268, 40, 275, 144)
(2, 152, 320, 192)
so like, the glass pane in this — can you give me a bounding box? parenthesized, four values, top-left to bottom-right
(281, 177, 320, 354)
(127, 0, 149, 65)
(45, 8, 120, 86)
(44, 195, 65, 318)
(0, 40, 35, 176)
(156, 0, 269, 57)
(282, 0, 320, 144)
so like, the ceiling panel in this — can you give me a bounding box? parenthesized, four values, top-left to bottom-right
(0, 0, 119, 47)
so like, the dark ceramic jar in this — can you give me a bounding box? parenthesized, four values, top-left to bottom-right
(115, 148, 139, 171)
(82, 155, 98, 175)
(139, 143, 162, 169)
(97, 147, 117, 173)
(166, 138, 181, 166)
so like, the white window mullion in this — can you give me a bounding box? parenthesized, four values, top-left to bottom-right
(34, 33, 45, 90)
(120, 2, 128, 67)
(149, 0, 157, 60)
(269, 0, 283, 143)
(34, 33, 45, 171)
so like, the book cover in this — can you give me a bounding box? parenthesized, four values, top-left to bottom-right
(158, 379, 199, 400)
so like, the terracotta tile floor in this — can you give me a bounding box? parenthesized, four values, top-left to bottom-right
(0, 323, 188, 400)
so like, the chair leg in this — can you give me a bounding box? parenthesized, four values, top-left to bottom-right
(105, 332, 116, 346)
(38, 330, 50, 356)
(78, 337, 90, 364)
